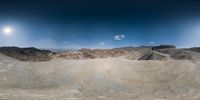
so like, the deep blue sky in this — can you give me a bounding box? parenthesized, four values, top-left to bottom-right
(0, 0, 200, 48)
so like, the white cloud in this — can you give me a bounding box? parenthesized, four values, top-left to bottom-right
(63, 41, 70, 44)
(149, 41, 154, 45)
(113, 34, 125, 40)
(99, 42, 106, 46)
(121, 34, 125, 38)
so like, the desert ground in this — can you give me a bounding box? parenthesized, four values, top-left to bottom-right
(0, 46, 200, 100)
(0, 52, 200, 100)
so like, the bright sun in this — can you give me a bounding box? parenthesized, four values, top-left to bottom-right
(3, 27, 13, 35)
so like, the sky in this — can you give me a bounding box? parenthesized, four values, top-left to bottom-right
(0, 0, 200, 48)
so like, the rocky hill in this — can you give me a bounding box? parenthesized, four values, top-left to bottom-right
(55, 47, 152, 60)
(154, 48, 200, 61)
(1, 45, 200, 61)
(0, 47, 55, 61)
(185, 47, 200, 53)
(54, 45, 174, 60)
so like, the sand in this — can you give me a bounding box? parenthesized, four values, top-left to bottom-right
(0, 54, 200, 100)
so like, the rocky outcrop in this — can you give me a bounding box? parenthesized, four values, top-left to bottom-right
(0, 47, 55, 61)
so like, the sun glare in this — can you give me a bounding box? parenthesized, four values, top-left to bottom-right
(3, 27, 13, 35)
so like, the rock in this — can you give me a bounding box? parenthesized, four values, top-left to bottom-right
(0, 46, 55, 61)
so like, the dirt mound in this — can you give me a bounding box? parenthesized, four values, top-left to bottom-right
(0, 47, 55, 61)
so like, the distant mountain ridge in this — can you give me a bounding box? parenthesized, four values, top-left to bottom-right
(0, 45, 200, 61)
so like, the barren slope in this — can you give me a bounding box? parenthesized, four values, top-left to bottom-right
(0, 54, 200, 100)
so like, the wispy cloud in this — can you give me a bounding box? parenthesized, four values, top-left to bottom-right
(113, 34, 125, 40)
(63, 41, 70, 44)
(99, 42, 106, 46)
(149, 41, 154, 45)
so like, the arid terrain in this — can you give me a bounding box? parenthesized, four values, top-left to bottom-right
(0, 45, 200, 100)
